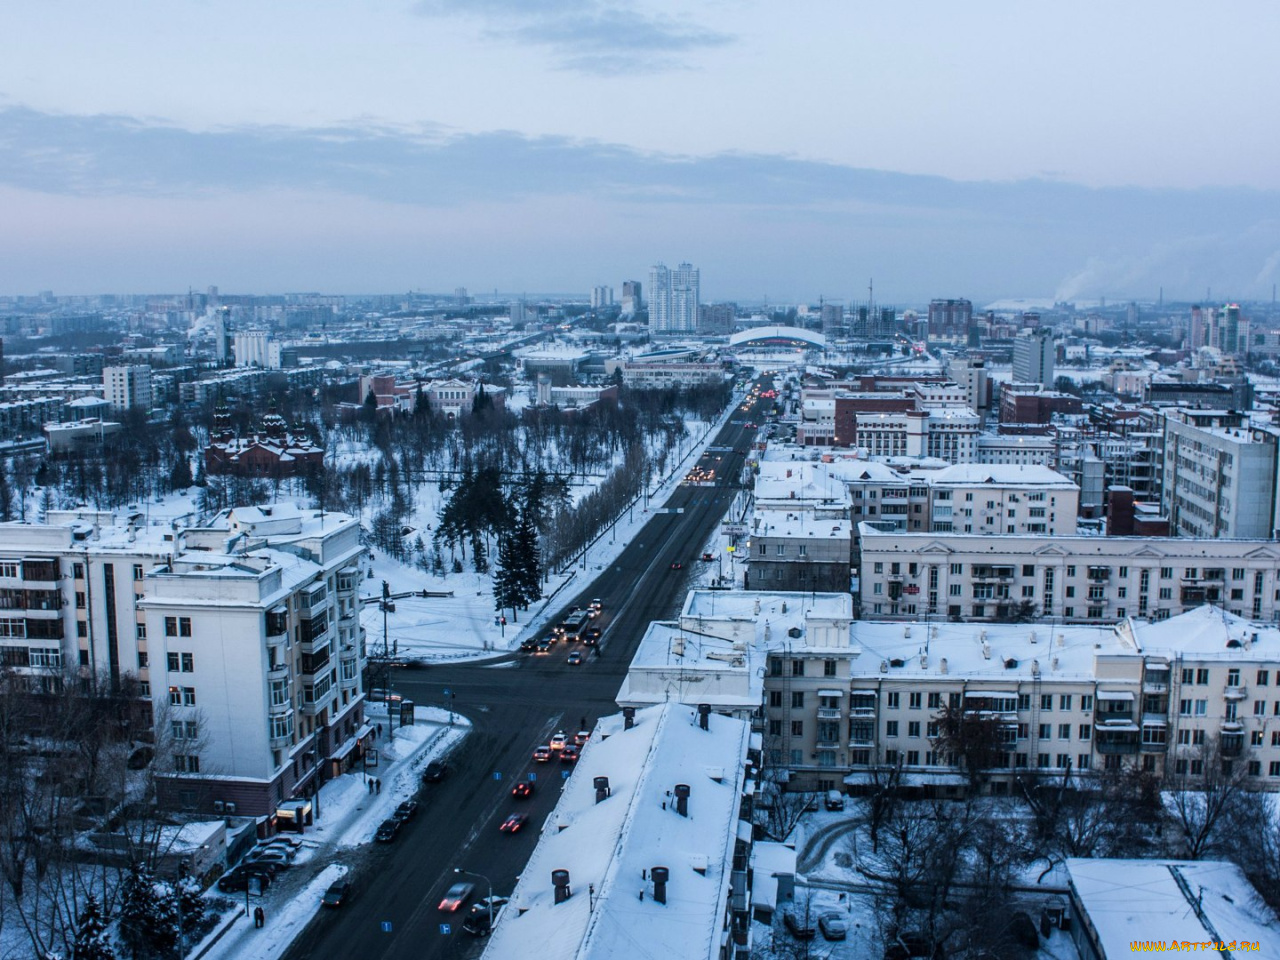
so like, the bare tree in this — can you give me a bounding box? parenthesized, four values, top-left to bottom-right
(756, 768, 811, 842)
(1164, 735, 1252, 860)
(858, 753, 904, 853)
(930, 701, 1007, 792)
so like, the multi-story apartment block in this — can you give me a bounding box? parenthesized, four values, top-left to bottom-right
(1012, 329, 1055, 388)
(104, 364, 152, 413)
(1159, 408, 1280, 539)
(143, 505, 367, 816)
(747, 512, 852, 592)
(0, 504, 368, 820)
(858, 521, 1280, 623)
(975, 433, 1056, 466)
(619, 591, 1280, 796)
(648, 261, 699, 336)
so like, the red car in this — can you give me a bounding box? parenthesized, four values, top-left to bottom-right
(499, 813, 529, 834)
(511, 781, 535, 799)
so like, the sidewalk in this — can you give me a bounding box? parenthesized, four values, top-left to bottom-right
(192, 705, 469, 960)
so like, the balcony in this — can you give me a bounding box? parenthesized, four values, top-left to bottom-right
(21, 560, 59, 584)
(268, 698, 292, 718)
(1221, 734, 1245, 758)
(269, 728, 292, 748)
(1224, 685, 1248, 701)
(1139, 739, 1168, 753)
(817, 708, 841, 720)
(267, 662, 289, 681)
(848, 737, 875, 748)
(1096, 738, 1139, 755)
(815, 738, 841, 749)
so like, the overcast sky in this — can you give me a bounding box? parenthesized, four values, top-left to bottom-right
(2, 1, 1278, 303)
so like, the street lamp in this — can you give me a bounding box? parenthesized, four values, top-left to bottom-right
(454, 867, 494, 932)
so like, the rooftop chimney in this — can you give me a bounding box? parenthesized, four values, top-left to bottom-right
(552, 869, 571, 905)
(940, 657, 948, 674)
(623, 706, 636, 730)
(594, 775, 611, 803)
(674, 783, 690, 817)
(651, 866, 669, 905)
(697, 704, 710, 730)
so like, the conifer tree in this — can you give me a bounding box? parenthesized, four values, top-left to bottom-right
(72, 894, 116, 960)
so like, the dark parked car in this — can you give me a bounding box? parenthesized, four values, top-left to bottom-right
(782, 907, 817, 940)
(423, 761, 448, 782)
(463, 896, 509, 936)
(321, 879, 352, 908)
(393, 800, 419, 821)
(216, 868, 272, 894)
(374, 818, 401, 842)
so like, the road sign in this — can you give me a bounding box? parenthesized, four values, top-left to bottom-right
(382, 921, 393, 933)
(439, 924, 450, 935)
(443, 688, 451, 696)
(528, 771, 536, 781)
(561, 770, 570, 779)
(493, 771, 502, 780)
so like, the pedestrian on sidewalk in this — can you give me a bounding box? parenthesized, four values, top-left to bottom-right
(375, 778, 382, 794)
(254, 906, 265, 928)
(368, 779, 374, 794)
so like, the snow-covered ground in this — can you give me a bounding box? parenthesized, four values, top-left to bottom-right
(361, 387, 752, 663)
(192, 705, 468, 960)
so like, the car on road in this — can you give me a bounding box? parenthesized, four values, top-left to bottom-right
(535, 638, 554, 655)
(532, 745, 552, 762)
(560, 745, 579, 763)
(499, 812, 529, 833)
(670, 561, 683, 570)
(566, 651, 583, 666)
(321, 879, 352, 908)
(519, 638, 538, 652)
(439, 881, 475, 912)
(573, 730, 590, 746)
(374, 818, 401, 843)
(818, 913, 848, 941)
(590, 598, 602, 612)
(549, 732, 567, 750)
(423, 760, 449, 782)
(393, 800, 419, 821)
(511, 780, 535, 799)
(584, 626, 601, 644)
(701, 552, 715, 561)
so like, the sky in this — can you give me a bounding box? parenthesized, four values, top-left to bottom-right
(1, 1, 1279, 303)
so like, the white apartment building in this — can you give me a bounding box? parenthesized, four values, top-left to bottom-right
(0, 505, 369, 820)
(858, 522, 1280, 624)
(104, 365, 153, 414)
(648, 261, 700, 336)
(616, 361, 724, 388)
(143, 505, 368, 817)
(619, 591, 1280, 795)
(975, 433, 1056, 467)
(1012, 329, 1055, 388)
(1159, 408, 1280, 539)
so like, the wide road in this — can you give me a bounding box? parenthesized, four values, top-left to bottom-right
(284, 380, 775, 960)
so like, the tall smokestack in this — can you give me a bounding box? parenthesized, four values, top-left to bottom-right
(674, 783, 690, 817)
(552, 869, 571, 905)
(651, 866, 669, 904)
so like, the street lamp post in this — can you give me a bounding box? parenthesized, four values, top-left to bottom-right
(454, 867, 494, 932)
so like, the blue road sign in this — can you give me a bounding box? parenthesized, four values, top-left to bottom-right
(443, 688, 451, 696)
(493, 771, 502, 780)
(528, 771, 536, 781)
(561, 770, 570, 779)
(439, 924, 451, 935)
(382, 921, 393, 933)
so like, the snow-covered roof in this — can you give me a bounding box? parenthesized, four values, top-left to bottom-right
(1066, 858, 1280, 957)
(851, 619, 1127, 683)
(483, 704, 751, 960)
(1129, 605, 1280, 661)
(924, 463, 1076, 488)
(749, 841, 795, 910)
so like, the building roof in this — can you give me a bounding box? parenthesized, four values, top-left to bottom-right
(1066, 858, 1280, 957)
(923, 463, 1077, 488)
(483, 704, 750, 960)
(1128, 605, 1280, 661)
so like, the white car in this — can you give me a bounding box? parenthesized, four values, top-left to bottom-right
(549, 732, 568, 751)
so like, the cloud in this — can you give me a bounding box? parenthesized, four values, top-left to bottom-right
(411, 0, 733, 74)
(4, 104, 1280, 301)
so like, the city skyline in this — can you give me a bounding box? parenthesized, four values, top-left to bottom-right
(2, 2, 1278, 300)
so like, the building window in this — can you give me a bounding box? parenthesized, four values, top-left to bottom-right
(791, 691, 804, 709)
(887, 692, 900, 709)
(768, 691, 782, 708)
(1058, 724, 1071, 740)
(1059, 695, 1072, 710)
(791, 659, 804, 677)
(768, 719, 781, 736)
(1259, 670, 1271, 686)
(133, 564, 144, 581)
(1040, 694, 1053, 711)
(908, 721, 921, 738)
(928, 692, 941, 709)
(790, 720, 803, 737)
(823, 660, 836, 677)
(909, 692, 922, 710)
(886, 721, 899, 737)
(167, 653, 180, 672)
(1079, 725, 1091, 741)
(174, 755, 200, 773)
